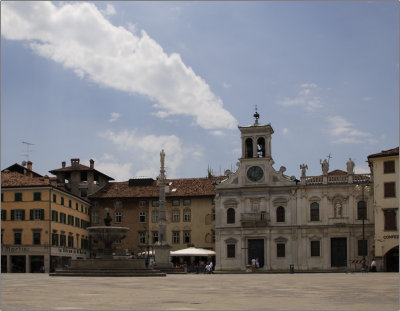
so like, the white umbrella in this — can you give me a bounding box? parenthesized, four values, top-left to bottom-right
(170, 247, 216, 257)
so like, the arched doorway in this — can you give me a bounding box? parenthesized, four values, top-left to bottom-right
(385, 246, 399, 272)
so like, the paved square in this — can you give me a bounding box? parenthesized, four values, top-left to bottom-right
(1, 273, 398, 310)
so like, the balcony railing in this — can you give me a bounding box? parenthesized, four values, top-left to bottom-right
(240, 212, 269, 227)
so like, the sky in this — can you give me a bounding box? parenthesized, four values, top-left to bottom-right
(1, 1, 398, 181)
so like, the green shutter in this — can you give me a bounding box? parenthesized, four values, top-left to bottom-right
(11, 210, 15, 220)
(21, 210, 25, 220)
(30, 210, 34, 220)
(1, 210, 6, 220)
(41, 209, 44, 220)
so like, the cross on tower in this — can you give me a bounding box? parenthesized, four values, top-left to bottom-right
(253, 105, 260, 125)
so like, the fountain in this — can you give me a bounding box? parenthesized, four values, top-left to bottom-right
(50, 209, 165, 277)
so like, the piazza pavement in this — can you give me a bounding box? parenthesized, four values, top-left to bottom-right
(0, 272, 398, 310)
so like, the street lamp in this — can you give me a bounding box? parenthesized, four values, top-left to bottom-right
(355, 181, 370, 271)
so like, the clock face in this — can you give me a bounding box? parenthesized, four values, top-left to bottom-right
(247, 166, 264, 182)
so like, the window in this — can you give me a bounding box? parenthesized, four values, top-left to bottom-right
(261, 211, 266, 220)
(310, 202, 319, 221)
(311, 241, 320, 257)
(212, 208, 216, 221)
(33, 232, 41, 245)
(75, 217, 80, 228)
(60, 234, 66, 247)
(183, 231, 191, 244)
(33, 192, 41, 201)
(277, 243, 285, 257)
(68, 215, 74, 226)
(30, 209, 44, 220)
(139, 232, 146, 244)
(1, 210, 6, 221)
(183, 209, 191, 222)
(80, 189, 88, 198)
(358, 239, 367, 256)
(14, 232, 22, 245)
(14, 192, 22, 201)
(172, 209, 180, 222)
(227, 244, 235, 258)
(172, 200, 180, 206)
(276, 206, 285, 222)
(115, 201, 123, 208)
(68, 235, 74, 248)
(172, 231, 180, 244)
(52, 233, 59, 246)
(384, 182, 396, 198)
(227, 208, 235, 224)
(75, 203, 79, 210)
(80, 172, 87, 182)
(115, 211, 122, 223)
(53, 194, 57, 203)
(139, 211, 146, 223)
(61, 197, 64, 205)
(384, 210, 397, 231)
(183, 199, 191, 206)
(357, 201, 367, 220)
(152, 201, 159, 207)
(152, 210, 159, 223)
(52, 211, 58, 222)
(69, 200, 72, 208)
(384, 161, 395, 174)
(81, 205, 83, 212)
(1, 193, 3, 202)
(139, 201, 147, 208)
(60, 213, 66, 224)
(11, 209, 25, 221)
(92, 212, 99, 224)
(152, 231, 159, 244)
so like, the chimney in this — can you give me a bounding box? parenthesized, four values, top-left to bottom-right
(62, 161, 66, 168)
(44, 175, 50, 184)
(27, 161, 32, 171)
(90, 159, 94, 169)
(71, 158, 80, 168)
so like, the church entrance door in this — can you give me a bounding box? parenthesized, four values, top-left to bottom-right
(248, 239, 264, 267)
(331, 237, 347, 267)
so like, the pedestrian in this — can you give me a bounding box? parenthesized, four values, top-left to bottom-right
(370, 259, 377, 272)
(255, 258, 260, 269)
(209, 261, 213, 273)
(251, 258, 256, 272)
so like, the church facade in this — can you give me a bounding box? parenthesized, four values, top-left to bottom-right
(215, 113, 373, 272)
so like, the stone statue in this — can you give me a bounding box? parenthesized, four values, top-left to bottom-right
(335, 202, 342, 218)
(346, 158, 355, 174)
(300, 164, 308, 177)
(160, 149, 165, 169)
(320, 159, 329, 175)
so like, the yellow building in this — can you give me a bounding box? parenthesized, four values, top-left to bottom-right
(1, 163, 91, 273)
(368, 147, 399, 271)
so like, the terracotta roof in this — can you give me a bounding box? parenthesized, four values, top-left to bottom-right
(2, 163, 43, 177)
(89, 177, 224, 199)
(49, 164, 114, 181)
(1, 171, 50, 187)
(368, 147, 399, 159)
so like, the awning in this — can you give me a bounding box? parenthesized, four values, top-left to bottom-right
(170, 247, 216, 257)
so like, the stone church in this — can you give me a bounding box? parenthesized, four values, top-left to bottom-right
(215, 112, 373, 272)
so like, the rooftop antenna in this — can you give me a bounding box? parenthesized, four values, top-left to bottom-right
(22, 141, 34, 163)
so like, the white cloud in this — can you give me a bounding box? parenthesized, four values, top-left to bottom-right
(277, 83, 322, 111)
(95, 159, 133, 181)
(362, 96, 373, 101)
(282, 128, 289, 135)
(327, 116, 376, 144)
(210, 130, 225, 136)
(109, 112, 120, 122)
(101, 4, 116, 16)
(222, 82, 232, 88)
(100, 129, 184, 178)
(2, 2, 237, 131)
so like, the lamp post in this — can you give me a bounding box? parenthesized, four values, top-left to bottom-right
(355, 181, 370, 272)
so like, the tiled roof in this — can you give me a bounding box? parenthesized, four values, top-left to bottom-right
(368, 147, 399, 159)
(90, 177, 224, 199)
(49, 164, 114, 181)
(2, 163, 43, 177)
(1, 171, 50, 187)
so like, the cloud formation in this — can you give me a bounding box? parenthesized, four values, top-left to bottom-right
(327, 116, 376, 144)
(109, 112, 120, 122)
(277, 83, 322, 111)
(2, 2, 237, 131)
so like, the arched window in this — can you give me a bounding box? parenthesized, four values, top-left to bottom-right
(310, 202, 319, 221)
(357, 201, 367, 220)
(276, 206, 285, 222)
(227, 208, 235, 224)
(183, 209, 191, 222)
(257, 137, 266, 158)
(245, 138, 253, 158)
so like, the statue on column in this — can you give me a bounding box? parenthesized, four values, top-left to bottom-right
(160, 149, 165, 169)
(320, 159, 329, 175)
(335, 202, 342, 218)
(300, 164, 308, 178)
(346, 158, 355, 174)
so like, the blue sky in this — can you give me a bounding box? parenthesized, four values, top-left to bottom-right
(1, 1, 398, 181)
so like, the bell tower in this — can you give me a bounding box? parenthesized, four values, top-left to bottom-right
(239, 108, 274, 160)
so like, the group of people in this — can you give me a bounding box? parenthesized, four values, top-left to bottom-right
(251, 258, 260, 271)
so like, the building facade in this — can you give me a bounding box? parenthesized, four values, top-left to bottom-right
(89, 177, 221, 257)
(215, 115, 373, 272)
(368, 147, 399, 272)
(1, 164, 91, 273)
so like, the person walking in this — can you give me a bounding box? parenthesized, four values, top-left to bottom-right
(370, 259, 377, 272)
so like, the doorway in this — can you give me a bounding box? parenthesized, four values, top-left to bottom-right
(248, 239, 264, 267)
(331, 238, 347, 267)
(385, 246, 399, 272)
